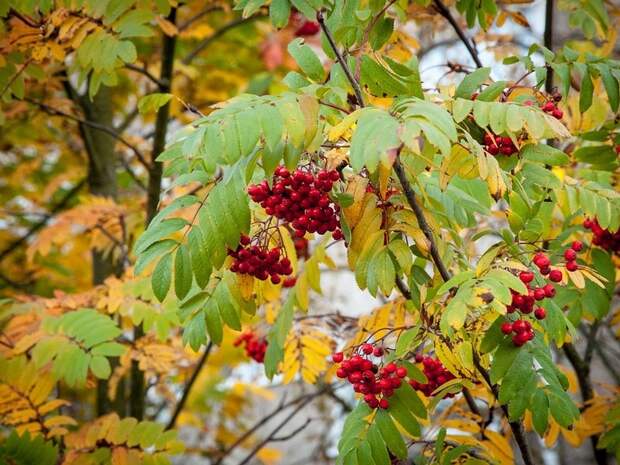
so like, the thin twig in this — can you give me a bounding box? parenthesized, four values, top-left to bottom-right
(214, 386, 333, 465)
(23, 97, 150, 170)
(182, 15, 265, 65)
(0, 179, 86, 264)
(393, 155, 451, 282)
(316, 10, 365, 108)
(166, 343, 213, 430)
(125, 63, 166, 87)
(432, 0, 483, 68)
(236, 396, 317, 465)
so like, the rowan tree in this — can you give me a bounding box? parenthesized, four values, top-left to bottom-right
(0, 0, 619, 465)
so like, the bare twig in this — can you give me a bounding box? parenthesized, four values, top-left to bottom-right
(214, 386, 333, 465)
(393, 155, 451, 282)
(125, 63, 166, 87)
(166, 343, 213, 430)
(182, 15, 266, 65)
(23, 97, 150, 170)
(432, 0, 483, 68)
(0, 178, 86, 264)
(316, 10, 365, 108)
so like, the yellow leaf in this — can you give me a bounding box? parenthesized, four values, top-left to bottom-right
(568, 269, 585, 289)
(38, 399, 70, 415)
(44, 415, 77, 428)
(342, 177, 370, 228)
(156, 16, 178, 36)
(328, 109, 360, 142)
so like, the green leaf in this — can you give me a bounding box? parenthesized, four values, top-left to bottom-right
(375, 410, 407, 459)
(138, 92, 173, 114)
(595, 64, 619, 112)
(350, 108, 400, 173)
(486, 268, 528, 294)
(90, 355, 111, 379)
(490, 338, 520, 384)
(393, 382, 427, 419)
(531, 390, 549, 435)
(579, 67, 594, 113)
(367, 424, 391, 465)
(388, 394, 421, 437)
(372, 248, 396, 296)
(287, 38, 326, 82)
(270, 0, 291, 28)
(152, 252, 173, 302)
(174, 245, 192, 300)
(187, 227, 212, 288)
(134, 239, 178, 276)
(455, 67, 491, 99)
(476, 81, 507, 101)
(521, 143, 569, 166)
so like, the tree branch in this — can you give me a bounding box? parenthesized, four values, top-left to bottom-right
(214, 386, 332, 465)
(166, 343, 213, 430)
(0, 178, 86, 264)
(236, 396, 317, 465)
(432, 0, 483, 68)
(125, 63, 166, 87)
(392, 156, 451, 282)
(563, 339, 608, 465)
(182, 15, 265, 65)
(23, 97, 151, 170)
(543, 0, 554, 92)
(316, 10, 365, 108)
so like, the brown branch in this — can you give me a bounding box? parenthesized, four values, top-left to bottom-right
(392, 155, 451, 282)
(0, 178, 86, 264)
(166, 342, 213, 430)
(182, 15, 265, 65)
(23, 97, 151, 170)
(432, 0, 483, 69)
(213, 386, 332, 465)
(316, 10, 365, 108)
(125, 63, 166, 87)
(236, 395, 317, 465)
(473, 353, 537, 465)
(543, 0, 554, 92)
(563, 338, 608, 465)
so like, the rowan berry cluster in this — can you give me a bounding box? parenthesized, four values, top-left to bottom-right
(332, 344, 408, 410)
(584, 218, 620, 254)
(228, 234, 294, 285)
(503, 245, 582, 346)
(409, 355, 456, 397)
(234, 332, 268, 363)
(501, 319, 534, 347)
(563, 240, 583, 271)
(483, 133, 518, 156)
(247, 166, 343, 240)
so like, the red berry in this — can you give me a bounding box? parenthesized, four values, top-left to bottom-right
(415, 353, 423, 363)
(336, 368, 347, 378)
(332, 352, 344, 363)
(534, 307, 546, 320)
(378, 398, 389, 409)
(543, 283, 556, 298)
(373, 347, 384, 357)
(519, 271, 534, 284)
(362, 343, 373, 355)
(534, 288, 546, 301)
(533, 253, 550, 268)
(571, 241, 583, 252)
(566, 261, 578, 272)
(548, 269, 562, 282)
(512, 319, 528, 333)
(564, 249, 577, 261)
(501, 322, 513, 335)
(512, 332, 530, 347)
(396, 367, 407, 378)
(384, 363, 397, 374)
